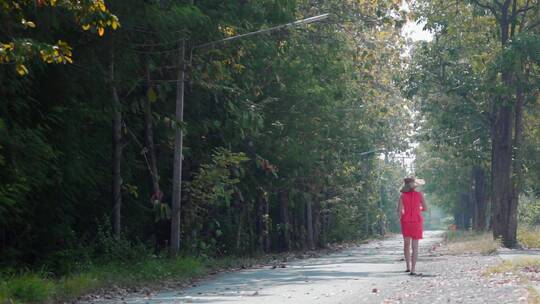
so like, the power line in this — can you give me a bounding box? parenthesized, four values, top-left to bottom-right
(192, 14, 331, 51)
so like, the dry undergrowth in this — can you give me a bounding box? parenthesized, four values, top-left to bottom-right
(518, 226, 540, 249)
(528, 286, 540, 304)
(442, 231, 500, 255)
(485, 258, 540, 275)
(485, 258, 540, 304)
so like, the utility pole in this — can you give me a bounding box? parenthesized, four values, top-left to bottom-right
(170, 40, 185, 254)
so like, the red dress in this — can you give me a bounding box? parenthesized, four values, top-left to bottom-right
(400, 191, 424, 239)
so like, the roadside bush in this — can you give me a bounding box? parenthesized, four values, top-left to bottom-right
(519, 194, 540, 226)
(518, 226, 540, 248)
(56, 273, 100, 299)
(0, 255, 212, 303)
(443, 230, 500, 255)
(42, 247, 92, 277)
(93, 219, 150, 263)
(326, 198, 362, 242)
(0, 274, 54, 303)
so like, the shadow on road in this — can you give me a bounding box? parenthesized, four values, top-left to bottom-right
(85, 231, 445, 304)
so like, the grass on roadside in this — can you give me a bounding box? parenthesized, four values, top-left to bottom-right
(443, 230, 500, 255)
(0, 255, 255, 304)
(484, 257, 540, 275)
(484, 258, 540, 304)
(0, 274, 54, 304)
(518, 226, 540, 248)
(528, 286, 540, 304)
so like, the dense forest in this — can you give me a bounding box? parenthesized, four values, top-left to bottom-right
(1, 0, 413, 271)
(0, 0, 539, 299)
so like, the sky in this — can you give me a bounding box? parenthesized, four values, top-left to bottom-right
(400, 0, 433, 42)
(402, 20, 433, 42)
(388, 1, 433, 174)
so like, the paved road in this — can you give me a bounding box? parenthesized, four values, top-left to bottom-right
(92, 231, 443, 304)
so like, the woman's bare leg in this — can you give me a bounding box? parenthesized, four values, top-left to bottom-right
(411, 239, 419, 273)
(403, 237, 411, 271)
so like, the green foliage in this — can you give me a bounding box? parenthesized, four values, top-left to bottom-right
(93, 219, 149, 263)
(0, 274, 54, 303)
(519, 194, 540, 227)
(325, 197, 362, 242)
(187, 148, 249, 208)
(415, 144, 471, 213)
(57, 273, 100, 299)
(325, 157, 407, 242)
(0, 0, 119, 75)
(0, 255, 209, 303)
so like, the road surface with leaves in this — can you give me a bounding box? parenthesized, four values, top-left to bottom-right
(83, 231, 528, 304)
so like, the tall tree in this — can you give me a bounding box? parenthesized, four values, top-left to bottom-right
(470, 0, 538, 247)
(409, 0, 539, 245)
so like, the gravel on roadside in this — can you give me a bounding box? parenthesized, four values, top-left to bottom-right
(382, 253, 529, 303)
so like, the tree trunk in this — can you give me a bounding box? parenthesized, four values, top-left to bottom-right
(455, 193, 470, 230)
(378, 184, 386, 236)
(234, 190, 245, 252)
(306, 199, 314, 250)
(296, 198, 306, 249)
(320, 206, 329, 247)
(279, 190, 290, 251)
(467, 192, 475, 229)
(111, 46, 123, 238)
(247, 203, 255, 253)
(235, 215, 243, 252)
(365, 203, 370, 237)
(471, 169, 477, 230)
(313, 201, 322, 247)
(291, 206, 299, 250)
(472, 166, 487, 231)
(144, 59, 161, 204)
(491, 82, 517, 247)
(460, 193, 472, 230)
(510, 81, 525, 243)
(170, 41, 185, 255)
(454, 211, 462, 230)
(492, 4, 518, 248)
(257, 188, 270, 253)
(144, 58, 164, 253)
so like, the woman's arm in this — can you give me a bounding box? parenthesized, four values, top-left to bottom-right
(397, 195, 403, 219)
(420, 192, 428, 212)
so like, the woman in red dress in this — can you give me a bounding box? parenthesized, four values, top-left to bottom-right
(398, 177, 428, 275)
